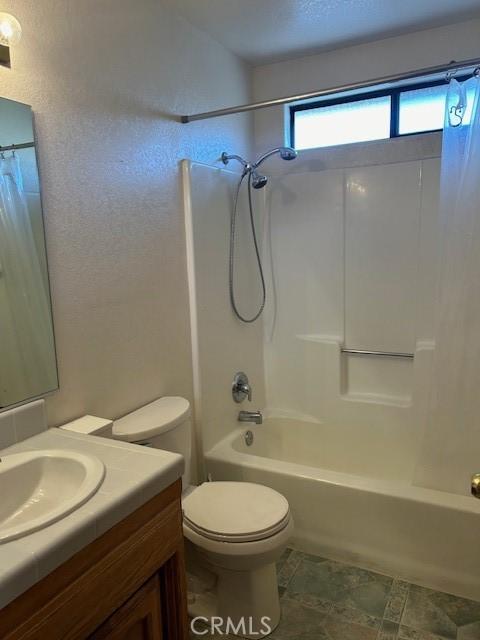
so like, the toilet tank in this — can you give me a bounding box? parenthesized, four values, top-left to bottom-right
(112, 397, 192, 488)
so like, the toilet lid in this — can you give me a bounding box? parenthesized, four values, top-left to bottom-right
(182, 482, 290, 543)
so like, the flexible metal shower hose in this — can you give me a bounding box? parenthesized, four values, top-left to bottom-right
(229, 170, 266, 323)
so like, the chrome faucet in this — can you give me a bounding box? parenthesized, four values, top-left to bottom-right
(238, 410, 263, 425)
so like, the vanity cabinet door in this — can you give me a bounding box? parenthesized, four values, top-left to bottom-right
(89, 575, 163, 640)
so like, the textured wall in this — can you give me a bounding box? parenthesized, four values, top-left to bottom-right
(0, 0, 252, 425)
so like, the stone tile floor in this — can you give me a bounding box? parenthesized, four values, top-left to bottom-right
(190, 548, 480, 639)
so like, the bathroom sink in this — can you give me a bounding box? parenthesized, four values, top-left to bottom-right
(0, 449, 105, 543)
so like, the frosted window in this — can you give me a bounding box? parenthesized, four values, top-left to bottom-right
(294, 96, 391, 150)
(291, 78, 475, 149)
(399, 85, 446, 134)
(399, 83, 474, 134)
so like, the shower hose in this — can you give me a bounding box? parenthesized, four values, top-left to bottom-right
(229, 170, 266, 323)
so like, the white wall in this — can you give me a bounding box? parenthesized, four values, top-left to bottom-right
(184, 162, 266, 454)
(262, 136, 440, 480)
(253, 18, 480, 153)
(0, 0, 252, 426)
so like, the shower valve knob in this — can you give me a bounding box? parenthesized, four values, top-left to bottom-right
(232, 372, 252, 403)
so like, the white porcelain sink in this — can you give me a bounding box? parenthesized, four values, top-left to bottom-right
(0, 449, 105, 543)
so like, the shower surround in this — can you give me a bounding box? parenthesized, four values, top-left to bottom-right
(183, 133, 480, 601)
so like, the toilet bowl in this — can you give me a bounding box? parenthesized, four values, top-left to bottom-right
(61, 397, 293, 638)
(182, 480, 293, 636)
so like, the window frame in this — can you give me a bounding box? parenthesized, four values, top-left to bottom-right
(289, 74, 470, 150)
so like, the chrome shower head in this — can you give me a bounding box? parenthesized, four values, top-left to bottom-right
(251, 171, 268, 189)
(279, 147, 298, 161)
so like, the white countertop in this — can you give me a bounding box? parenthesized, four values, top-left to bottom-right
(0, 428, 184, 610)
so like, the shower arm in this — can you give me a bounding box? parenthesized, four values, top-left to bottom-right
(221, 152, 250, 169)
(253, 148, 287, 169)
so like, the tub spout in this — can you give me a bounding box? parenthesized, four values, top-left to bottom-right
(238, 410, 263, 425)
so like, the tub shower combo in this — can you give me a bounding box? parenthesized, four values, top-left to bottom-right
(182, 64, 480, 603)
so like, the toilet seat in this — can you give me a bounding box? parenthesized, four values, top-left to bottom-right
(182, 481, 291, 543)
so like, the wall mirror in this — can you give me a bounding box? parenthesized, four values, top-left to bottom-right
(0, 96, 58, 409)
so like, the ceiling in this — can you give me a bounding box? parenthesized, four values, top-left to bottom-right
(165, 0, 480, 65)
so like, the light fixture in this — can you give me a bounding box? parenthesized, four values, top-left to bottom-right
(0, 12, 22, 47)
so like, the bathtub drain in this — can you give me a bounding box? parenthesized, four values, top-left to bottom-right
(244, 430, 254, 446)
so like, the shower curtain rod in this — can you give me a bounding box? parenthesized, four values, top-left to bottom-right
(0, 142, 35, 152)
(180, 57, 480, 123)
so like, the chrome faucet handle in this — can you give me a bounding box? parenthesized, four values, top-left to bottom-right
(239, 383, 252, 401)
(232, 371, 252, 403)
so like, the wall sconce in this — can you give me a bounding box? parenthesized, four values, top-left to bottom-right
(0, 13, 22, 68)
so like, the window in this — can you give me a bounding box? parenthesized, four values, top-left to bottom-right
(290, 75, 471, 151)
(294, 95, 391, 150)
(398, 84, 448, 135)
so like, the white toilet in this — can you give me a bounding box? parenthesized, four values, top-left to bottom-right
(63, 397, 293, 638)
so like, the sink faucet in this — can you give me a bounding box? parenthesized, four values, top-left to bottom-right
(238, 410, 263, 425)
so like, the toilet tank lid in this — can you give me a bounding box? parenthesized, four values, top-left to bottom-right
(112, 397, 191, 442)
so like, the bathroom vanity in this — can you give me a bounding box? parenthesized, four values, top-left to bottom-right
(0, 483, 187, 640)
(0, 427, 188, 640)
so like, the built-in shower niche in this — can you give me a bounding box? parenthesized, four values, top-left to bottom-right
(294, 335, 415, 412)
(340, 352, 413, 407)
(339, 343, 435, 408)
(289, 336, 434, 454)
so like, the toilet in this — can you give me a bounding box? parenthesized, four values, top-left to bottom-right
(62, 397, 293, 638)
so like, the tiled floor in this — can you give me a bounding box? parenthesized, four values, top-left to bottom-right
(274, 549, 480, 640)
(190, 549, 480, 639)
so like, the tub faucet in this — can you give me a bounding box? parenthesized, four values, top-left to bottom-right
(238, 410, 263, 425)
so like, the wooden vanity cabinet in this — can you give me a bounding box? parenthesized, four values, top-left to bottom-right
(0, 479, 188, 640)
(89, 575, 163, 640)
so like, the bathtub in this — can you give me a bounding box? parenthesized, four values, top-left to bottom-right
(205, 417, 480, 601)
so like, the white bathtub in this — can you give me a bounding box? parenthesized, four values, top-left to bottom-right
(205, 417, 480, 601)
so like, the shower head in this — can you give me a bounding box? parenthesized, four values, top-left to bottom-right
(279, 147, 298, 161)
(251, 171, 268, 189)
